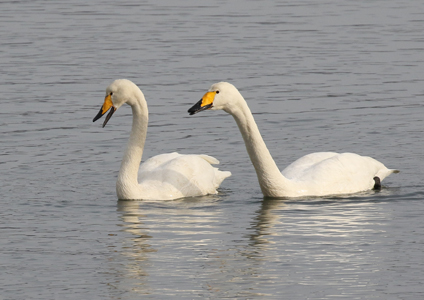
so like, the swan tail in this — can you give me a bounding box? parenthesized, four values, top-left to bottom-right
(198, 154, 231, 186)
(195, 154, 231, 189)
(213, 169, 232, 189)
(376, 168, 400, 181)
(217, 170, 232, 180)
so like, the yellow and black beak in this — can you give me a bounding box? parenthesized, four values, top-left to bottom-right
(93, 94, 116, 128)
(188, 91, 216, 115)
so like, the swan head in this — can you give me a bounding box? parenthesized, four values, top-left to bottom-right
(188, 82, 241, 115)
(93, 79, 143, 127)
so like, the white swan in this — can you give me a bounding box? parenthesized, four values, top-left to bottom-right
(93, 79, 231, 200)
(188, 82, 398, 198)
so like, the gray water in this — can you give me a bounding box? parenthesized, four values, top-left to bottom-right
(1, 0, 424, 299)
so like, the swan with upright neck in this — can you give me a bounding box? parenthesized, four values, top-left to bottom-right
(188, 82, 398, 198)
(93, 79, 231, 200)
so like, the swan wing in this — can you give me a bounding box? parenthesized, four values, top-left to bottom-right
(138, 152, 182, 173)
(282, 152, 339, 179)
(138, 152, 231, 199)
(282, 152, 397, 195)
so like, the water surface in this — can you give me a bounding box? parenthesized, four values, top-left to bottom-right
(1, 0, 424, 299)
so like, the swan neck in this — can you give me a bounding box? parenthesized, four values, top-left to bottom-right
(117, 98, 148, 196)
(230, 99, 290, 196)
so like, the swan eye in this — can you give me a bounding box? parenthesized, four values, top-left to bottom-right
(216, 91, 220, 94)
(110, 92, 113, 96)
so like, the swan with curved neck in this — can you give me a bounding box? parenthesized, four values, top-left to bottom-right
(188, 82, 398, 197)
(93, 79, 231, 200)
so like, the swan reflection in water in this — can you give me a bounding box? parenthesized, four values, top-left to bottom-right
(109, 191, 391, 297)
(245, 192, 394, 291)
(110, 200, 155, 295)
(112, 196, 278, 298)
(112, 197, 232, 296)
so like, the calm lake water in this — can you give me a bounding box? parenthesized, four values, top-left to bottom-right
(1, 0, 424, 299)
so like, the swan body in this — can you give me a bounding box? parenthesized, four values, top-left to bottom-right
(188, 82, 398, 198)
(93, 79, 230, 200)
